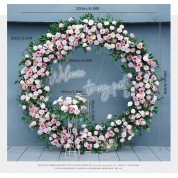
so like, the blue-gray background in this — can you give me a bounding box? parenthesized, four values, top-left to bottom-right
(7, 4, 170, 146)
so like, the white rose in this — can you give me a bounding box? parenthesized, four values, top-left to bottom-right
(110, 122, 115, 127)
(82, 43, 87, 47)
(116, 120, 122, 125)
(53, 100, 58, 105)
(128, 101, 133, 107)
(94, 143, 99, 149)
(143, 55, 148, 61)
(74, 109, 80, 115)
(40, 103, 46, 109)
(104, 21, 109, 26)
(120, 24, 124, 29)
(110, 26, 115, 30)
(87, 132, 92, 136)
(72, 99, 78, 105)
(127, 125, 132, 130)
(94, 131, 98, 135)
(33, 46, 38, 51)
(140, 110, 145, 117)
(61, 105, 68, 112)
(107, 114, 112, 120)
(59, 23, 64, 28)
(46, 33, 52, 38)
(131, 109, 136, 114)
(25, 54, 29, 58)
(123, 30, 128, 35)
(155, 81, 159, 86)
(127, 136, 132, 141)
(20, 95, 26, 100)
(46, 71, 49, 76)
(25, 95, 30, 101)
(68, 17, 74, 22)
(44, 86, 50, 91)
(22, 105, 26, 110)
(88, 20, 94, 26)
(112, 21, 117, 25)
(83, 19, 88, 23)
(20, 80, 24, 85)
(136, 113, 141, 118)
(81, 124, 86, 128)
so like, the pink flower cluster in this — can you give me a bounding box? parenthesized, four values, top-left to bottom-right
(53, 95, 87, 116)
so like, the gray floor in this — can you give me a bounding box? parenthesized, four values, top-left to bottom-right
(7, 146, 170, 161)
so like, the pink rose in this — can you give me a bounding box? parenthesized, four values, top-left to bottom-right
(136, 75, 142, 81)
(137, 43, 143, 49)
(25, 60, 31, 66)
(31, 85, 37, 91)
(130, 33, 135, 38)
(22, 83, 28, 91)
(29, 121, 36, 128)
(116, 43, 121, 50)
(69, 107, 75, 114)
(86, 143, 92, 150)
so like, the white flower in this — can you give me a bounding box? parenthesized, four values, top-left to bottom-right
(136, 113, 141, 118)
(82, 133, 87, 138)
(61, 105, 68, 112)
(82, 43, 87, 47)
(20, 80, 24, 85)
(155, 81, 159, 86)
(143, 54, 149, 61)
(94, 131, 98, 135)
(68, 123, 73, 128)
(94, 143, 99, 149)
(128, 101, 133, 107)
(74, 109, 80, 115)
(127, 136, 132, 141)
(25, 54, 29, 58)
(123, 30, 128, 35)
(140, 110, 145, 117)
(68, 17, 74, 22)
(59, 23, 64, 28)
(116, 120, 122, 125)
(81, 124, 86, 128)
(120, 24, 124, 29)
(110, 26, 115, 30)
(72, 99, 78, 105)
(86, 47, 91, 51)
(21, 95, 26, 100)
(110, 122, 115, 127)
(131, 109, 136, 114)
(53, 100, 58, 105)
(88, 20, 94, 26)
(33, 46, 38, 51)
(25, 96, 30, 101)
(127, 125, 132, 130)
(40, 103, 46, 109)
(104, 21, 109, 26)
(95, 125, 102, 130)
(153, 95, 157, 101)
(83, 19, 88, 23)
(87, 132, 92, 136)
(46, 33, 52, 38)
(107, 114, 112, 120)
(112, 21, 117, 25)
(44, 86, 50, 91)
(39, 110, 44, 115)
(46, 71, 49, 76)
(22, 105, 26, 110)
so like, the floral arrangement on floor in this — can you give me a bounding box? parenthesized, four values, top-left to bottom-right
(16, 13, 161, 153)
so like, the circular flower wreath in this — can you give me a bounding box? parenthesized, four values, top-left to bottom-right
(17, 13, 160, 153)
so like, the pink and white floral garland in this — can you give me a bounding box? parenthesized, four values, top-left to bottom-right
(18, 14, 160, 153)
